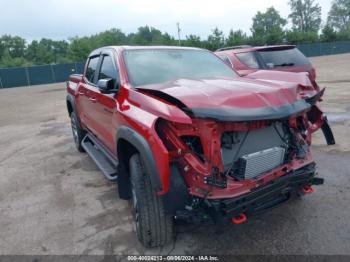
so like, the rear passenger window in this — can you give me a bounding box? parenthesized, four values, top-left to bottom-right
(85, 56, 100, 82)
(236, 52, 259, 69)
(98, 55, 118, 84)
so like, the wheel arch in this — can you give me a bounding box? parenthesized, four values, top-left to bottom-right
(66, 94, 76, 117)
(116, 126, 162, 199)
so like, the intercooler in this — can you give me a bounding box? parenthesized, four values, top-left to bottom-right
(236, 147, 286, 179)
(221, 123, 289, 180)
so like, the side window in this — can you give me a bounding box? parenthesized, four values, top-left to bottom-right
(218, 55, 232, 67)
(236, 52, 260, 69)
(224, 57, 233, 68)
(85, 56, 100, 83)
(98, 55, 119, 85)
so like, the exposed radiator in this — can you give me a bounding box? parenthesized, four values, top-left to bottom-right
(236, 147, 286, 179)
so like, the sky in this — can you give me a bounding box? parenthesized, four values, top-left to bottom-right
(0, 0, 332, 42)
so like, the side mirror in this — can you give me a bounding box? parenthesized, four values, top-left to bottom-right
(97, 78, 118, 93)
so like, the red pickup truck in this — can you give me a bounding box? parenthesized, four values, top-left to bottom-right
(66, 46, 329, 247)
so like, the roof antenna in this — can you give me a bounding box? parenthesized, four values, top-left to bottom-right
(176, 22, 181, 46)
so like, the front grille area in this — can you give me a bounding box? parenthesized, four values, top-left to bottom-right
(221, 122, 290, 179)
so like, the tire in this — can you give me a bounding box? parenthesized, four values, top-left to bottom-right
(70, 111, 86, 153)
(129, 154, 173, 247)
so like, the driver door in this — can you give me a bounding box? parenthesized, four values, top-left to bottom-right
(91, 51, 119, 153)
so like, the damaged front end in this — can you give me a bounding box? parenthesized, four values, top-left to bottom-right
(156, 99, 325, 224)
(246, 70, 336, 146)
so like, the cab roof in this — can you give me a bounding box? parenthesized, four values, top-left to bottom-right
(89, 45, 204, 57)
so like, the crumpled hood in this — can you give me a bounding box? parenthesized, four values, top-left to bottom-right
(137, 77, 311, 121)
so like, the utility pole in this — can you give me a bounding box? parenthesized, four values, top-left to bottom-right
(176, 22, 181, 46)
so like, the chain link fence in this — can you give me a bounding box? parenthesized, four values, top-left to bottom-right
(0, 62, 85, 88)
(0, 41, 350, 89)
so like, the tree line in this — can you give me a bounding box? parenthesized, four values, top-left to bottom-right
(1, 0, 349, 68)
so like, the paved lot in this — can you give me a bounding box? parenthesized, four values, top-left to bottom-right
(0, 54, 349, 255)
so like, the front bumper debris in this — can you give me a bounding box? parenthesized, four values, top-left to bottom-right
(221, 162, 322, 217)
(175, 163, 323, 224)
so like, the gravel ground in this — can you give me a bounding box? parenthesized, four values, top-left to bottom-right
(0, 53, 349, 256)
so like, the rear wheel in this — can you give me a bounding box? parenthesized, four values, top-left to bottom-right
(70, 111, 86, 152)
(129, 154, 173, 247)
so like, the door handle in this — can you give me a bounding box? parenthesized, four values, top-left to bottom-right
(78, 91, 85, 95)
(89, 97, 97, 102)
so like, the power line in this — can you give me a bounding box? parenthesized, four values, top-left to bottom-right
(176, 22, 181, 46)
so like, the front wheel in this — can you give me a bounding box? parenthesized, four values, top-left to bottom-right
(129, 154, 173, 247)
(70, 111, 86, 152)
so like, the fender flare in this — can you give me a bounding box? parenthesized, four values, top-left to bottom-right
(66, 94, 77, 116)
(116, 126, 162, 192)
